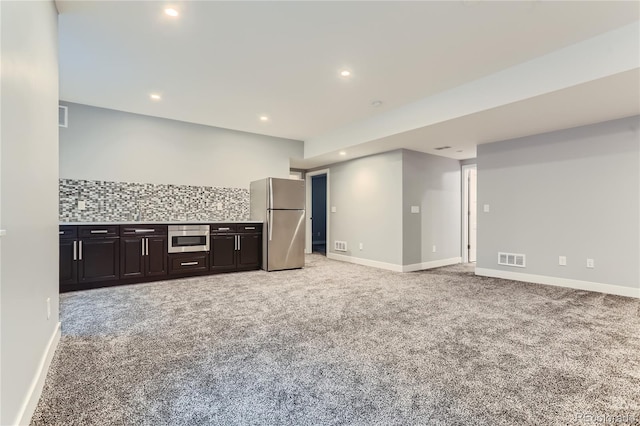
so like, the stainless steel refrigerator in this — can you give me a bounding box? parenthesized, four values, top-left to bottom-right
(250, 178, 305, 271)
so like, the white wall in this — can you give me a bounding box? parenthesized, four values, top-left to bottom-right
(476, 116, 640, 297)
(402, 150, 461, 267)
(59, 102, 304, 188)
(1, 1, 61, 424)
(327, 151, 403, 267)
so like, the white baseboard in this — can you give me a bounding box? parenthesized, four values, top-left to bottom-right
(327, 252, 404, 272)
(326, 253, 462, 273)
(402, 257, 462, 272)
(15, 321, 61, 426)
(475, 268, 640, 298)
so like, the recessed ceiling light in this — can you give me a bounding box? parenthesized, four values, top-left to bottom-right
(259, 116, 269, 122)
(371, 100, 382, 107)
(340, 70, 351, 77)
(150, 94, 161, 101)
(339, 151, 346, 156)
(164, 8, 179, 17)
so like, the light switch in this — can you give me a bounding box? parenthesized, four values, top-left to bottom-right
(331, 206, 337, 213)
(78, 200, 86, 210)
(411, 206, 420, 213)
(483, 204, 490, 213)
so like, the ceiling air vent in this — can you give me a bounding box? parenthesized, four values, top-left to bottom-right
(58, 105, 68, 128)
(334, 240, 347, 252)
(498, 252, 526, 268)
(434, 146, 451, 150)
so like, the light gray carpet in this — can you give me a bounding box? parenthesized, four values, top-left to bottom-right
(32, 255, 640, 425)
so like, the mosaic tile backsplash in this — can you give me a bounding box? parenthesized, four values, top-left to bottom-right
(59, 179, 249, 222)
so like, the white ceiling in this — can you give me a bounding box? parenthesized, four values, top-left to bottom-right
(56, 1, 640, 168)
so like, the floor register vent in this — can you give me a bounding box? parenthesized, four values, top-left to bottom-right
(498, 252, 526, 268)
(334, 241, 347, 252)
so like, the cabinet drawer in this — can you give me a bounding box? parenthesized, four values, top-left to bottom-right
(210, 224, 237, 233)
(59, 225, 77, 239)
(120, 224, 167, 236)
(237, 224, 262, 233)
(79, 225, 119, 238)
(168, 253, 209, 275)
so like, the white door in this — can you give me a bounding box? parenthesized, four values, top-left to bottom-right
(468, 168, 477, 262)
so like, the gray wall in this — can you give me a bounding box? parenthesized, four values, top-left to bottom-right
(328, 151, 403, 265)
(477, 116, 640, 289)
(1, 1, 60, 424)
(402, 150, 461, 265)
(59, 102, 304, 188)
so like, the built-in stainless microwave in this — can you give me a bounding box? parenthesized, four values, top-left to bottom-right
(168, 225, 210, 253)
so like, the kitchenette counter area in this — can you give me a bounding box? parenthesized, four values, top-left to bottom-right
(59, 222, 263, 293)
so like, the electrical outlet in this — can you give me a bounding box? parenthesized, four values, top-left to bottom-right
(483, 204, 490, 213)
(559, 256, 567, 266)
(77, 200, 86, 210)
(432, 245, 436, 253)
(359, 243, 363, 250)
(331, 206, 337, 213)
(46, 297, 51, 320)
(586, 258, 595, 268)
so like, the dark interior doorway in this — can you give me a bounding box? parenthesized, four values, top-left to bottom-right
(311, 174, 327, 255)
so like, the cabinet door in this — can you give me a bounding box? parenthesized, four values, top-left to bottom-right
(120, 237, 145, 279)
(145, 235, 168, 277)
(60, 239, 78, 286)
(210, 235, 236, 272)
(79, 238, 120, 283)
(237, 233, 261, 270)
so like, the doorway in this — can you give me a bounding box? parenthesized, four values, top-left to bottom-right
(305, 169, 330, 255)
(462, 165, 477, 263)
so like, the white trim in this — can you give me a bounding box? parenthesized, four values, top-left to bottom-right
(327, 252, 404, 272)
(475, 268, 640, 299)
(327, 253, 462, 273)
(15, 322, 61, 426)
(305, 169, 330, 254)
(402, 257, 462, 272)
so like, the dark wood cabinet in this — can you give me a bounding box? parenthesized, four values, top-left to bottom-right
(237, 233, 261, 270)
(59, 238, 78, 286)
(78, 238, 120, 283)
(211, 234, 237, 272)
(168, 252, 209, 275)
(120, 225, 167, 279)
(60, 225, 120, 291)
(210, 223, 262, 273)
(60, 222, 261, 292)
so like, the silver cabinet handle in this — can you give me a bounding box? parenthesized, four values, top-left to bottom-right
(235, 235, 238, 250)
(180, 261, 198, 266)
(245, 227, 255, 230)
(90, 230, 108, 234)
(218, 227, 230, 231)
(141, 238, 145, 255)
(146, 238, 149, 256)
(79, 240, 83, 260)
(59, 231, 64, 235)
(134, 229, 154, 233)
(73, 240, 77, 261)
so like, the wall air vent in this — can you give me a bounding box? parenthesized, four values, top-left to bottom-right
(498, 252, 526, 268)
(334, 241, 347, 252)
(434, 146, 451, 150)
(58, 105, 68, 128)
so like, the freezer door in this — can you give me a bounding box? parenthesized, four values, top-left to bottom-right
(269, 178, 305, 210)
(267, 209, 305, 271)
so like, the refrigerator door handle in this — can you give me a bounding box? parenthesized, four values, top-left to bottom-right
(269, 179, 273, 211)
(268, 210, 273, 241)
